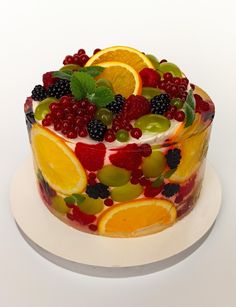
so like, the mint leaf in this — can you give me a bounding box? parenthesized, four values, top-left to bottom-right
(79, 66, 104, 77)
(70, 72, 96, 100)
(72, 194, 86, 204)
(88, 86, 114, 107)
(53, 71, 72, 80)
(64, 196, 76, 204)
(183, 89, 195, 127)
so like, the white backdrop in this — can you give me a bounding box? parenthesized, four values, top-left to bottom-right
(0, 0, 236, 306)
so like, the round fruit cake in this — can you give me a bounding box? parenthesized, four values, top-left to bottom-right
(24, 46, 215, 237)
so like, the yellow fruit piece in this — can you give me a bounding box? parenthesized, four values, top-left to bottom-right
(96, 61, 142, 97)
(85, 46, 154, 72)
(170, 128, 210, 183)
(98, 198, 176, 237)
(31, 124, 87, 195)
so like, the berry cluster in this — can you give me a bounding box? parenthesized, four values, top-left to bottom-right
(63, 48, 90, 67)
(42, 95, 97, 139)
(158, 73, 189, 101)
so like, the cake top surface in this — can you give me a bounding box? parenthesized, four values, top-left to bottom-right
(25, 46, 215, 148)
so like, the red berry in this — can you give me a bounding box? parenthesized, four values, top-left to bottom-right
(78, 128, 88, 137)
(174, 110, 185, 122)
(169, 85, 178, 97)
(42, 118, 51, 126)
(104, 198, 113, 206)
(75, 142, 106, 171)
(130, 177, 140, 184)
(190, 83, 195, 90)
(163, 72, 173, 81)
(43, 72, 56, 89)
(175, 195, 184, 203)
(139, 143, 152, 157)
(93, 48, 101, 54)
(104, 130, 116, 142)
(181, 78, 189, 86)
(79, 54, 89, 66)
(174, 77, 181, 85)
(54, 109, 64, 119)
(131, 169, 143, 178)
(24, 97, 33, 113)
(77, 49, 86, 56)
(88, 172, 96, 180)
(165, 111, 174, 120)
(67, 213, 75, 221)
(168, 105, 177, 114)
(49, 102, 60, 112)
(89, 224, 98, 231)
(63, 55, 73, 65)
(158, 81, 166, 89)
(67, 130, 77, 139)
(139, 68, 161, 87)
(72, 207, 96, 225)
(144, 185, 163, 197)
(109, 144, 142, 171)
(131, 128, 142, 139)
(86, 103, 97, 113)
(179, 174, 196, 197)
(139, 177, 151, 186)
(60, 96, 71, 106)
(200, 101, 210, 111)
(123, 95, 150, 120)
(73, 54, 81, 64)
(61, 128, 68, 135)
(54, 121, 62, 131)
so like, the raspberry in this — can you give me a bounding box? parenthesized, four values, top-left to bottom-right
(123, 95, 150, 120)
(43, 72, 57, 89)
(109, 144, 142, 171)
(75, 142, 106, 171)
(71, 206, 96, 225)
(139, 68, 161, 87)
(144, 185, 163, 197)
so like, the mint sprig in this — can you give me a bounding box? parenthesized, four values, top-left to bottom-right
(53, 70, 73, 80)
(79, 66, 104, 77)
(183, 89, 196, 127)
(70, 71, 114, 107)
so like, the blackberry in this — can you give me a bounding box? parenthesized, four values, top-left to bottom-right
(151, 94, 170, 115)
(106, 94, 125, 114)
(86, 183, 110, 199)
(162, 183, 180, 197)
(166, 148, 181, 169)
(87, 119, 107, 141)
(31, 85, 47, 101)
(47, 79, 71, 99)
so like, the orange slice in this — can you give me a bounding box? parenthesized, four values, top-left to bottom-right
(86, 46, 154, 72)
(170, 128, 210, 183)
(31, 124, 87, 195)
(98, 198, 176, 237)
(96, 61, 142, 97)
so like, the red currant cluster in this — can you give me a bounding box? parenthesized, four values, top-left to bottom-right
(63, 48, 101, 67)
(42, 96, 97, 139)
(165, 105, 185, 122)
(158, 73, 189, 101)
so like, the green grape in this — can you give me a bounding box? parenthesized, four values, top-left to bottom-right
(59, 64, 81, 71)
(142, 87, 163, 100)
(96, 78, 114, 92)
(95, 108, 113, 125)
(97, 165, 131, 187)
(158, 62, 182, 77)
(116, 129, 130, 142)
(78, 195, 104, 215)
(34, 98, 58, 120)
(111, 182, 143, 202)
(134, 114, 170, 133)
(146, 54, 160, 69)
(142, 150, 166, 178)
(171, 98, 184, 109)
(51, 196, 69, 214)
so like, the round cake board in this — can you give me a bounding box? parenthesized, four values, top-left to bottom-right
(10, 158, 222, 277)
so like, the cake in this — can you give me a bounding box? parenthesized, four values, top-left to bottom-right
(24, 46, 215, 237)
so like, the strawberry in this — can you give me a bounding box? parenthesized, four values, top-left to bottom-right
(75, 142, 106, 171)
(109, 144, 142, 171)
(123, 95, 150, 120)
(139, 68, 161, 87)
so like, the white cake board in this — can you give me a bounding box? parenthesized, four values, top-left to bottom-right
(10, 158, 222, 277)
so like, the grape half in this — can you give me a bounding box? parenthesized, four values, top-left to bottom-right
(142, 150, 166, 178)
(111, 182, 143, 202)
(97, 165, 131, 187)
(134, 114, 170, 133)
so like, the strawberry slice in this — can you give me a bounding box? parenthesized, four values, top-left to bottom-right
(75, 142, 106, 172)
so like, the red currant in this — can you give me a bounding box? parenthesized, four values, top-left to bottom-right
(93, 48, 101, 54)
(104, 130, 116, 142)
(67, 130, 77, 139)
(130, 177, 140, 184)
(104, 198, 113, 206)
(131, 128, 142, 139)
(63, 55, 73, 65)
(174, 110, 185, 122)
(54, 121, 62, 131)
(89, 224, 98, 231)
(131, 169, 143, 178)
(165, 111, 174, 120)
(42, 118, 51, 126)
(79, 128, 88, 137)
(60, 96, 71, 106)
(139, 143, 152, 157)
(77, 49, 86, 56)
(163, 72, 173, 81)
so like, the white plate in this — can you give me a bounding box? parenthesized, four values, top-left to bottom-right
(10, 158, 222, 272)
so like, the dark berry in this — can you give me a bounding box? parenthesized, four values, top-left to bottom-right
(63, 55, 73, 65)
(139, 143, 152, 157)
(151, 94, 170, 115)
(104, 198, 113, 206)
(162, 183, 180, 197)
(47, 79, 71, 99)
(87, 119, 107, 141)
(31, 85, 47, 101)
(106, 94, 125, 114)
(166, 148, 181, 169)
(86, 183, 110, 199)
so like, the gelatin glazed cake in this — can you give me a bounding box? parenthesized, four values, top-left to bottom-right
(24, 46, 215, 237)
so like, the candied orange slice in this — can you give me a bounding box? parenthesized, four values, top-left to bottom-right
(31, 124, 87, 195)
(85, 46, 154, 72)
(96, 61, 142, 97)
(98, 198, 176, 237)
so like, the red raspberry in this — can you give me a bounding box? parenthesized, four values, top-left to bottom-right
(139, 68, 161, 87)
(144, 184, 164, 197)
(109, 144, 142, 171)
(75, 142, 106, 172)
(71, 206, 96, 225)
(43, 72, 57, 89)
(123, 95, 150, 120)
(24, 97, 33, 113)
